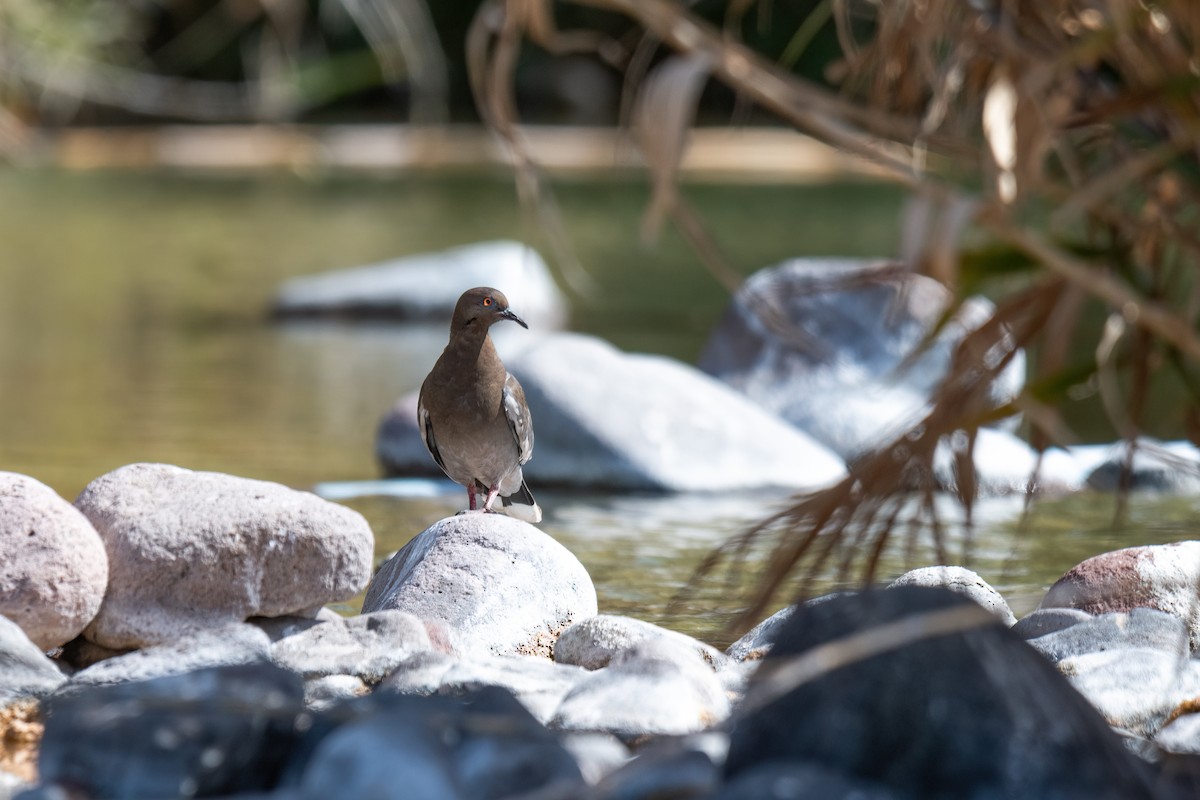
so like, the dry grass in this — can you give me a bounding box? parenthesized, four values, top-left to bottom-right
(469, 0, 1200, 631)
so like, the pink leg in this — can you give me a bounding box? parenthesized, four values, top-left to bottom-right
(483, 484, 501, 512)
(467, 483, 478, 510)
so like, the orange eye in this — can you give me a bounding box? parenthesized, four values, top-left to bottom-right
(482, 297, 493, 307)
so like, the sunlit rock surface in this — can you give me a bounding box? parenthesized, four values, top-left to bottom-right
(362, 513, 597, 658)
(378, 333, 848, 492)
(0, 615, 66, 702)
(698, 258, 1025, 460)
(271, 239, 567, 329)
(75, 463, 374, 650)
(0, 472, 108, 650)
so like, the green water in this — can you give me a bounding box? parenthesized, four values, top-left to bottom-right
(1, 168, 1196, 645)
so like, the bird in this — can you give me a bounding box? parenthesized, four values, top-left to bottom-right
(417, 286, 542, 523)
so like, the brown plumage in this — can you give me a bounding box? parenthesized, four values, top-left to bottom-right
(418, 287, 541, 523)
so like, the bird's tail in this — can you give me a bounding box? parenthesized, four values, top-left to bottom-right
(501, 480, 542, 524)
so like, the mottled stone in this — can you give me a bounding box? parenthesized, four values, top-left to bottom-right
(0, 473, 108, 650)
(75, 463, 374, 650)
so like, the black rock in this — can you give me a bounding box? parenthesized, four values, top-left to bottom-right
(725, 587, 1157, 799)
(289, 685, 584, 800)
(709, 761, 901, 799)
(38, 663, 306, 798)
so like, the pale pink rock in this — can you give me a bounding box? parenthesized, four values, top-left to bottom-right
(0, 472, 108, 650)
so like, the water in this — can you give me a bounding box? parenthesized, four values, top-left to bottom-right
(1, 168, 1196, 646)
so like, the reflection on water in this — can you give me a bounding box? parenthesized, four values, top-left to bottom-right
(1, 169, 1198, 646)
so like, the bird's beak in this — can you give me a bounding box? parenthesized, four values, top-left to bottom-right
(501, 308, 529, 329)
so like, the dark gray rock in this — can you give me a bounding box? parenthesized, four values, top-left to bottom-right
(362, 514, 596, 658)
(697, 259, 1024, 462)
(378, 334, 847, 492)
(726, 606, 797, 663)
(75, 463, 374, 650)
(0, 615, 65, 702)
(709, 761, 902, 800)
(589, 734, 725, 800)
(550, 639, 730, 738)
(1025, 608, 1188, 664)
(293, 687, 583, 800)
(725, 587, 1158, 799)
(1084, 440, 1200, 492)
(38, 663, 306, 799)
(269, 610, 432, 684)
(271, 240, 567, 329)
(0, 472, 108, 650)
(1039, 542, 1200, 649)
(66, 623, 271, 688)
(1012, 608, 1093, 640)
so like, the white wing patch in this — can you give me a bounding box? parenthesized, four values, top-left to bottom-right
(502, 372, 534, 465)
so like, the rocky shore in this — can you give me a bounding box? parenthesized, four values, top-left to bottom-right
(2, 461, 1200, 798)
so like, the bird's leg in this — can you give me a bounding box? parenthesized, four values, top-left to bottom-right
(467, 483, 478, 511)
(482, 484, 501, 512)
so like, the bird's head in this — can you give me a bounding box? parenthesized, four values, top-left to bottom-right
(451, 287, 529, 332)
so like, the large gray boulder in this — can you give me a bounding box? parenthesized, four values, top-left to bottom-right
(75, 463, 375, 650)
(698, 259, 1025, 461)
(362, 514, 597, 658)
(378, 333, 847, 492)
(0, 472, 108, 650)
(271, 239, 567, 329)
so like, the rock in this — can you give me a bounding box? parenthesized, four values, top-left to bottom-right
(1157, 712, 1200, 755)
(377, 651, 459, 696)
(932, 428, 1089, 495)
(589, 735, 722, 800)
(270, 611, 432, 684)
(1039, 542, 1200, 649)
(725, 587, 1158, 799)
(887, 566, 1016, 626)
(303, 675, 369, 710)
(559, 733, 630, 785)
(435, 655, 589, 725)
(0, 472, 108, 650)
(726, 606, 797, 663)
(550, 639, 731, 739)
(67, 623, 271, 688)
(0, 770, 28, 800)
(710, 761, 902, 800)
(38, 663, 306, 799)
(75, 463, 375, 650)
(1057, 649, 1190, 736)
(1083, 439, 1200, 492)
(293, 687, 583, 800)
(271, 240, 567, 329)
(378, 333, 847, 491)
(697, 259, 1024, 461)
(250, 608, 344, 642)
(362, 514, 596, 658)
(0, 615, 66, 702)
(1011, 608, 1093, 640)
(1024, 608, 1189, 664)
(554, 615, 730, 672)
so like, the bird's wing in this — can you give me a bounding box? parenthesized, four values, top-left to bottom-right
(502, 372, 535, 465)
(417, 391, 448, 474)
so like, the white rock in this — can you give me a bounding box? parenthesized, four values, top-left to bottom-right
(272, 240, 567, 329)
(436, 655, 589, 724)
(555, 614, 729, 672)
(270, 611, 432, 683)
(888, 566, 1016, 626)
(0, 614, 67, 701)
(0, 472, 108, 649)
(362, 513, 597, 658)
(698, 258, 1024, 460)
(75, 463, 375, 650)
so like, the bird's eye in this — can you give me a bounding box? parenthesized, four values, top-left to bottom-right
(482, 297, 494, 307)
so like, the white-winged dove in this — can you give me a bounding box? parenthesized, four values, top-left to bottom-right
(418, 287, 542, 523)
